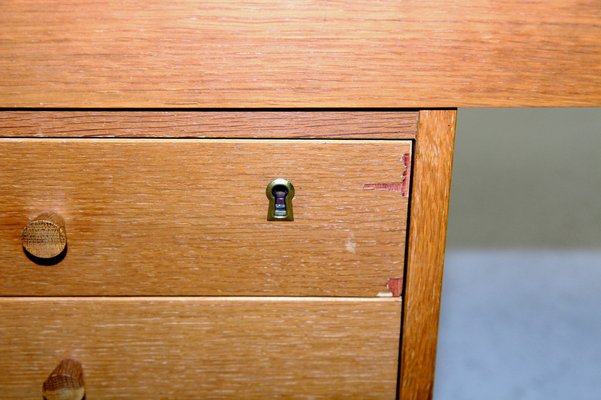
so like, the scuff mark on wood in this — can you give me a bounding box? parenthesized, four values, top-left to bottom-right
(401, 152, 411, 197)
(386, 277, 403, 297)
(362, 182, 403, 192)
(345, 232, 356, 254)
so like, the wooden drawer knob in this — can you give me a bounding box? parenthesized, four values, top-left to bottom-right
(43, 358, 85, 400)
(22, 212, 67, 259)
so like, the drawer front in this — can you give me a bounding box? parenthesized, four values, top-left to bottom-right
(0, 298, 401, 399)
(0, 111, 418, 139)
(0, 139, 410, 296)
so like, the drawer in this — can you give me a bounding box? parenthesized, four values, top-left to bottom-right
(0, 297, 401, 399)
(0, 139, 411, 296)
(0, 111, 418, 139)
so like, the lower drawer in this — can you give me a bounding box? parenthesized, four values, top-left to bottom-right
(0, 298, 401, 399)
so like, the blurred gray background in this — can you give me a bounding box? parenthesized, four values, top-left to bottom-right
(434, 109, 601, 399)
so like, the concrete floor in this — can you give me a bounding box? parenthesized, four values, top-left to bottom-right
(434, 250, 601, 400)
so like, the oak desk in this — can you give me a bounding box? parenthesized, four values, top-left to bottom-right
(0, 1, 600, 399)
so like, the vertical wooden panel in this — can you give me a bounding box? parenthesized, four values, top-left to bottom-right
(399, 110, 457, 399)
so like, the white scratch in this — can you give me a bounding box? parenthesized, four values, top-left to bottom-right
(345, 232, 356, 254)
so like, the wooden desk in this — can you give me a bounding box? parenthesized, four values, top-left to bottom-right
(0, 1, 599, 398)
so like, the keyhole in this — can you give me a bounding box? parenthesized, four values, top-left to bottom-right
(266, 179, 295, 221)
(272, 186, 289, 217)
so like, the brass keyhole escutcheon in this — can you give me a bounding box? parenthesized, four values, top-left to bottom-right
(266, 179, 295, 221)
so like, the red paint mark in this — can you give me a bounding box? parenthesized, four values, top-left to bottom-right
(362, 153, 411, 196)
(363, 182, 403, 192)
(401, 153, 411, 197)
(387, 277, 403, 297)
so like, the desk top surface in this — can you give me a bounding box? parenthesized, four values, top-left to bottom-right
(1, 0, 600, 108)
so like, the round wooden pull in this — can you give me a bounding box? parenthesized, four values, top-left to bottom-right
(22, 212, 67, 259)
(43, 358, 85, 400)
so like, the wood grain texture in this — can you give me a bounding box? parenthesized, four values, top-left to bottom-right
(1, 0, 600, 107)
(0, 297, 401, 399)
(0, 111, 418, 139)
(0, 139, 410, 296)
(399, 110, 456, 399)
